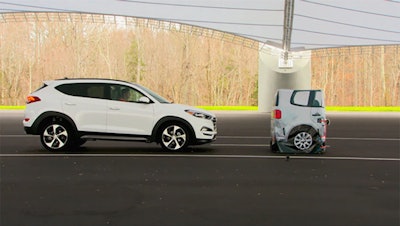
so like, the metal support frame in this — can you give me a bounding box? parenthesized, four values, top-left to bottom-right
(282, 0, 295, 60)
(257, 0, 312, 112)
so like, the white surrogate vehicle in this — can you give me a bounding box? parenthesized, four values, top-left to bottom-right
(23, 78, 217, 152)
(270, 89, 330, 154)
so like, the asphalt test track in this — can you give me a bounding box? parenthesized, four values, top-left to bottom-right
(0, 111, 399, 226)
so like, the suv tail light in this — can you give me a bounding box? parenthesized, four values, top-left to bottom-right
(26, 96, 41, 104)
(273, 109, 282, 119)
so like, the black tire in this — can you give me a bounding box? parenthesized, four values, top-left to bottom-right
(76, 139, 87, 147)
(158, 122, 190, 152)
(290, 127, 316, 153)
(39, 119, 75, 152)
(270, 139, 278, 153)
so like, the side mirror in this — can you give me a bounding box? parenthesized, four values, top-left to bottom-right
(138, 96, 151, 104)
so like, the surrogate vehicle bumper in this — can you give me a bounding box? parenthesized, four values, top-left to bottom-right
(274, 138, 326, 154)
(271, 125, 328, 154)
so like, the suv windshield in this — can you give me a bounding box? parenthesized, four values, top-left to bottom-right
(136, 84, 171, 104)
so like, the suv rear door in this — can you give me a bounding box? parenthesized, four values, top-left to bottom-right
(56, 83, 108, 132)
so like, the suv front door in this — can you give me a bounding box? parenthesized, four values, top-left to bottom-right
(106, 84, 155, 135)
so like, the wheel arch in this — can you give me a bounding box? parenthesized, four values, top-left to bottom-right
(151, 116, 195, 144)
(288, 124, 318, 138)
(32, 111, 78, 135)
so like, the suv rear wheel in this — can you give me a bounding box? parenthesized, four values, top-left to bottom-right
(40, 120, 75, 152)
(159, 122, 190, 152)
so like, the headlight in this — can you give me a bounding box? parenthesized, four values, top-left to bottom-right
(185, 110, 211, 120)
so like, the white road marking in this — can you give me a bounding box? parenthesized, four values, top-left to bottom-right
(218, 136, 400, 141)
(329, 137, 399, 141)
(1, 135, 37, 137)
(1, 135, 399, 141)
(211, 144, 269, 147)
(1, 135, 398, 161)
(0, 153, 398, 161)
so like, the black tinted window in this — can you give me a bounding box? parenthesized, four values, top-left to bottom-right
(34, 84, 48, 92)
(56, 83, 107, 99)
(109, 84, 146, 102)
(274, 92, 279, 106)
(290, 90, 323, 107)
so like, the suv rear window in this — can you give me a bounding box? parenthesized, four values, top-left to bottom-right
(56, 83, 106, 99)
(34, 84, 48, 92)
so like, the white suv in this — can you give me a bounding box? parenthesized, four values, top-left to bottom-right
(23, 78, 217, 152)
(270, 89, 329, 154)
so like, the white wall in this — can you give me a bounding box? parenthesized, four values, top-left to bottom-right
(258, 46, 312, 112)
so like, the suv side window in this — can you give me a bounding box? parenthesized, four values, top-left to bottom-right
(109, 84, 146, 103)
(56, 83, 107, 99)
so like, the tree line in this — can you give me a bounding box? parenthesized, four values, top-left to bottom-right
(0, 20, 398, 106)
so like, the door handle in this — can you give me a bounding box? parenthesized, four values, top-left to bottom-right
(109, 107, 120, 110)
(312, 113, 321, 116)
(64, 102, 76, 106)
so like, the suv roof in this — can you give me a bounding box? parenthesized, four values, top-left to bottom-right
(46, 78, 135, 84)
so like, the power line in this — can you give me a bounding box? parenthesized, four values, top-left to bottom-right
(155, 18, 282, 27)
(1, 1, 399, 48)
(295, 14, 400, 34)
(294, 28, 400, 43)
(117, 0, 283, 12)
(0, 1, 76, 12)
(302, 0, 400, 19)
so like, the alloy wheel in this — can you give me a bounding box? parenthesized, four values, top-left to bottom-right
(293, 131, 313, 151)
(161, 125, 187, 151)
(42, 124, 69, 150)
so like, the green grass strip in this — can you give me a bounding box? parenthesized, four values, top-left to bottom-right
(326, 106, 400, 112)
(196, 106, 258, 111)
(198, 106, 400, 112)
(0, 106, 26, 110)
(1, 105, 399, 112)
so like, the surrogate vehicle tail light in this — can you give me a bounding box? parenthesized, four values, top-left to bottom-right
(273, 109, 282, 119)
(26, 96, 41, 104)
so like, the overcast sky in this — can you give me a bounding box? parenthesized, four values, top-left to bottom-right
(1, 0, 399, 50)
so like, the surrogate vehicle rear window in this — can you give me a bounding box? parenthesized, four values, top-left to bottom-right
(290, 90, 324, 108)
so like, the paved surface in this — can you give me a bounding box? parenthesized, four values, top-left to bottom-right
(0, 111, 399, 226)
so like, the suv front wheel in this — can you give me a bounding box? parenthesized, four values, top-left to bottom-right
(40, 120, 75, 152)
(159, 122, 190, 152)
